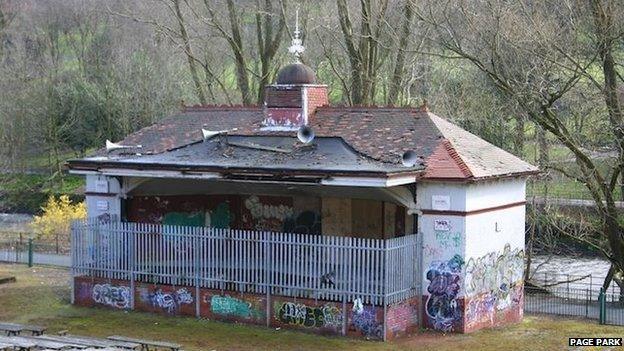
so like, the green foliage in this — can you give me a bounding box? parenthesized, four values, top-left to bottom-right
(0, 174, 84, 214)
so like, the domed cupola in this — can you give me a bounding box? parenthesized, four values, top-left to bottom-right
(276, 63, 317, 85)
(262, 10, 328, 130)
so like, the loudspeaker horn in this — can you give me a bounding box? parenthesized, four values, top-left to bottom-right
(106, 140, 142, 153)
(202, 128, 238, 141)
(297, 125, 315, 144)
(401, 150, 419, 167)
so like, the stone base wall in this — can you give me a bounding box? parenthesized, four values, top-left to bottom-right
(73, 276, 419, 340)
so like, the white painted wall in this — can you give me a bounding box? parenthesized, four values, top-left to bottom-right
(417, 182, 467, 212)
(418, 178, 527, 297)
(465, 178, 525, 211)
(85, 174, 122, 219)
(464, 205, 525, 259)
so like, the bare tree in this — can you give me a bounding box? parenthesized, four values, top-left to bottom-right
(386, 0, 413, 106)
(336, 0, 390, 105)
(417, 0, 624, 289)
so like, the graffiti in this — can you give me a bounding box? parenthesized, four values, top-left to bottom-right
(163, 212, 205, 227)
(245, 195, 293, 221)
(351, 304, 383, 339)
(465, 285, 524, 329)
(92, 283, 131, 309)
(425, 254, 464, 332)
(386, 299, 419, 337)
(282, 210, 321, 235)
(465, 292, 496, 328)
(464, 244, 524, 310)
(210, 295, 263, 320)
(435, 231, 461, 249)
(207, 202, 232, 228)
(275, 301, 343, 329)
(423, 244, 443, 257)
(142, 288, 194, 313)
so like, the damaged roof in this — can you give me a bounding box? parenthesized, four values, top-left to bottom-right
(76, 136, 419, 175)
(67, 105, 538, 181)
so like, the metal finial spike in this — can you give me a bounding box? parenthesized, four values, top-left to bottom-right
(294, 8, 300, 38)
(288, 7, 304, 63)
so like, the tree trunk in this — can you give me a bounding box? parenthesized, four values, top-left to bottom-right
(226, 0, 252, 105)
(590, 0, 624, 202)
(513, 115, 525, 156)
(255, 0, 286, 105)
(173, 0, 207, 105)
(524, 202, 536, 282)
(387, 0, 413, 106)
(537, 124, 549, 168)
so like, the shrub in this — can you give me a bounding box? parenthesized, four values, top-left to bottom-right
(31, 195, 86, 243)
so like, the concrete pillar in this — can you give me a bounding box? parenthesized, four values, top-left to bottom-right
(85, 174, 122, 220)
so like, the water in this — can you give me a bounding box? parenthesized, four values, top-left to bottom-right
(530, 255, 618, 297)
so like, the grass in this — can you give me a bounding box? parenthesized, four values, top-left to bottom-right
(1, 264, 623, 350)
(527, 179, 623, 201)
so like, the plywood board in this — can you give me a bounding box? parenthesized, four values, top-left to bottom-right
(383, 202, 396, 239)
(321, 197, 352, 236)
(351, 199, 383, 238)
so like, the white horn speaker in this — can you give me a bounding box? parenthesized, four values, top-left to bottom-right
(106, 140, 142, 153)
(297, 125, 315, 144)
(202, 128, 238, 141)
(402, 150, 419, 167)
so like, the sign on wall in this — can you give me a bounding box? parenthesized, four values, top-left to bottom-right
(431, 195, 450, 211)
(96, 200, 109, 211)
(434, 219, 451, 231)
(95, 179, 109, 193)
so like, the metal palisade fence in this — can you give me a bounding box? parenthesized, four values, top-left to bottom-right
(524, 286, 624, 326)
(71, 219, 422, 306)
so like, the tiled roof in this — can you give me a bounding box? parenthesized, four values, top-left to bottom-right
(428, 114, 538, 179)
(83, 105, 537, 181)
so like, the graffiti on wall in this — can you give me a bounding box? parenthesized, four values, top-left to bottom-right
(423, 243, 443, 257)
(386, 297, 419, 338)
(163, 212, 205, 227)
(425, 254, 464, 332)
(245, 196, 293, 221)
(243, 195, 294, 231)
(464, 244, 524, 310)
(282, 211, 321, 235)
(92, 283, 131, 309)
(275, 301, 343, 329)
(465, 284, 523, 329)
(141, 288, 193, 313)
(435, 231, 461, 249)
(351, 299, 383, 339)
(209, 295, 264, 320)
(464, 292, 496, 328)
(206, 202, 232, 228)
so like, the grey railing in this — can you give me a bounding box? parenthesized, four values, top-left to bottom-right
(71, 219, 421, 306)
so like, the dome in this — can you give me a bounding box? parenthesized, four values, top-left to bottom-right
(276, 63, 316, 85)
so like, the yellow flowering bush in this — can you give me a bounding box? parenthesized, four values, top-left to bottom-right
(32, 195, 86, 240)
